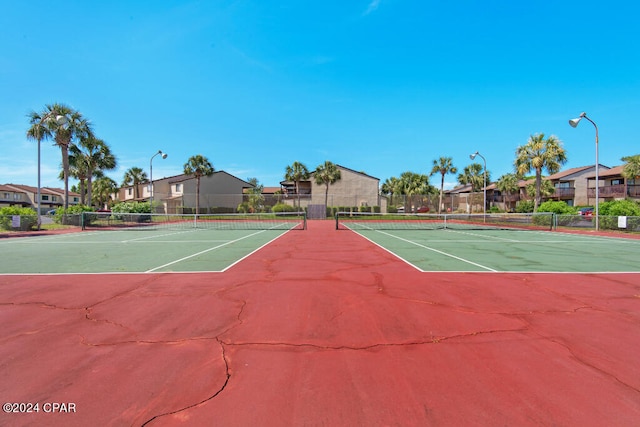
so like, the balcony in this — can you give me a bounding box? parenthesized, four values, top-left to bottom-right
(553, 187, 575, 199)
(587, 184, 626, 199)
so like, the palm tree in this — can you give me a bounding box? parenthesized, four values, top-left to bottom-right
(314, 161, 342, 207)
(65, 151, 90, 205)
(122, 167, 148, 200)
(430, 157, 457, 214)
(621, 154, 640, 182)
(525, 179, 555, 201)
(285, 161, 310, 209)
(398, 171, 434, 211)
(27, 103, 93, 209)
(92, 177, 119, 209)
(457, 163, 489, 192)
(184, 154, 215, 214)
(458, 164, 491, 212)
(246, 177, 265, 213)
(495, 173, 519, 212)
(515, 133, 567, 211)
(69, 136, 116, 207)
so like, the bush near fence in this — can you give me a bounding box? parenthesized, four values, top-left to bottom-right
(0, 207, 38, 231)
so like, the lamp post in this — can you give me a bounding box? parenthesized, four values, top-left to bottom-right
(569, 112, 599, 231)
(149, 150, 167, 212)
(469, 151, 487, 218)
(36, 113, 67, 230)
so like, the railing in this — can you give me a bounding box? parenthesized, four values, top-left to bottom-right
(553, 187, 575, 198)
(587, 184, 626, 198)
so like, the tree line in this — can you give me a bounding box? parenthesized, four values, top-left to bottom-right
(27, 103, 639, 214)
(382, 134, 639, 214)
(26, 103, 216, 212)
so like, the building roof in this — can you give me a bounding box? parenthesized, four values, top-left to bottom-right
(545, 165, 595, 181)
(4, 184, 78, 196)
(585, 165, 624, 179)
(167, 170, 253, 186)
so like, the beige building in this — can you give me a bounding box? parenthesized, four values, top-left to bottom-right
(280, 165, 382, 212)
(118, 171, 253, 214)
(1, 184, 80, 213)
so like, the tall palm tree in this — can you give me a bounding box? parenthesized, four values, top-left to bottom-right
(430, 157, 457, 214)
(515, 133, 567, 211)
(184, 154, 215, 214)
(92, 177, 119, 209)
(314, 161, 342, 207)
(69, 136, 116, 207)
(285, 161, 310, 209)
(65, 151, 90, 205)
(27, 103, 93, 209)
(122, 167, 148, 200)
(495, 173, 519, 212)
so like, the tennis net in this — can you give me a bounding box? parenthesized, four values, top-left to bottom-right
(336, 212, 554, 231)
(82, 212, 306, 231)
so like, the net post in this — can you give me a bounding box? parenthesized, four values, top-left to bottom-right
(81, 212, 86, 230)
(303, 211, 307, 230)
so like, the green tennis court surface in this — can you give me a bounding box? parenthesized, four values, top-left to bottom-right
(347, 227, 640, 272)
(0, 228, 293, 274)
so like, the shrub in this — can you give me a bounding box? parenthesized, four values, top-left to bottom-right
(48, 205, 94, 226)
(271, 203, 297, 213)
(598, 199, 640, 216)
(0, 207, 37, 230)
(515, 200, 534, 213)
(237, 202, 250, 213)
(111, 201, 151, 214)
(598, 200, 640, 230)
(537, 200, 577, 215)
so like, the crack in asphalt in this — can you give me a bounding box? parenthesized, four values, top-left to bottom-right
(140, 338, 231, 427)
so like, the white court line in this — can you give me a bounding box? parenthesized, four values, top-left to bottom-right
(444, 228, 520, 242)
(121, 228, 199, 243)
(145, 229, 271, 273)
(375, 230, 498, 272)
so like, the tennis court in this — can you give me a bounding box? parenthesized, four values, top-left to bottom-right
(0, 212, 306, 274)
(337, 212, 640, 272)
(1, 217, 639, 426)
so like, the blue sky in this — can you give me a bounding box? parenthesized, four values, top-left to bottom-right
(1, 0, 638, 190)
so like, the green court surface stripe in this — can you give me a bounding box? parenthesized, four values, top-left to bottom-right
(376, 230, 498, 272)
(146, 229, 271, 273)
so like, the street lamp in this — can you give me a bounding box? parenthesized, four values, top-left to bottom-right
(36, 113, 67, 230)
(569, 112, 599, 231)
(149, 150, 167, 211)
(469, 151, 487, 218)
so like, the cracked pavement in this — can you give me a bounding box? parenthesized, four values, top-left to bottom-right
(1, 221, 640, 426)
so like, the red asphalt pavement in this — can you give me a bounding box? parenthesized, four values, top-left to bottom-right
(1, 220, 639, 426)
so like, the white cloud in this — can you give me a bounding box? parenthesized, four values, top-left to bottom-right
(363, 0, 381, 15)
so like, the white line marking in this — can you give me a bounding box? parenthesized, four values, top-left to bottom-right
(376, 230, 498, 272)
(145, 229, 271, 273)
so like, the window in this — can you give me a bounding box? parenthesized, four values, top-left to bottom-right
(175, 183, 181, 192)
(42, 195, 49, 201)
(51, 195, 57, 202)
(3, 192, 9, 199)
(14, 193, 22, 201)
(611, 178, 624, 185)
(556, 182, 571, 188)
(128, 188, 132, 196)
